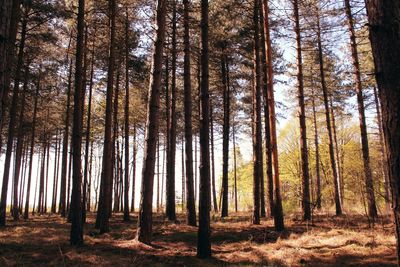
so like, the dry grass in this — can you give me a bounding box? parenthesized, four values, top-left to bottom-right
(0, 212, 396, 266)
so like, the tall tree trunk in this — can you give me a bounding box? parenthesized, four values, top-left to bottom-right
(0, 6, 27, 225)
(12, 62, 29, 220)
(344, 0, 377, 219)
(252, 0, 263, 225)
(373, 86, 390, 213)
(131, 123, 137, 212)
(59, 58, 73, 217)
(221, 46, 230, 218)
(166, 0, 177, 221)
(311, 88, 322, 209)
(0, 0, 21, 148)
(52, 131, 60, 213)
(123, 7, 130, 222)
(24, 72, 40, 219)
(259, 5, 274, 218)
(364, 0, 400, 262)
(70, 0, 85, 245)
(136, 0, 167, 244)
(112, 66, 121, 213)
(183, 0, 196, 226)
(293, 0, 311, 221)
(96, 0, 116, 234)
(197, 0, 211, 258)
(316, 8, 342, 215)
(232, 119, 238, 212)
(210, 101, 218, 212)
(261, 0, 284, 231)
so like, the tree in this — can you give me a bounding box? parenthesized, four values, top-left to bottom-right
(96, 0, 117, 234)
(136, 0, 167, 244)
(344, 0, 377, 219)
(292, 0, 311, 221)
(364, 0, 400, 263)
(197, 0, 211, 258)
(261, 0, 284, 231)
(70, 0, 85, 245)
(183, 0, 196, 227)
(166, 0, 177, 222)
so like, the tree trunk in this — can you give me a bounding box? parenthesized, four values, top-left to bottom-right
(252, 0, 263, 225)
(311, 88, 322, 209)
(96, 0, 116, 234)
(12, 61, 29, 220)
(261, 0, 284, 231)
(197, 0, 211, 258)
(316, 9, 342, 216)
(70, 0, 85, 245)
(0, 0, 21, 148)
(373, 86, 390, 213)
(293, 0, 311, 221)
(344, 0, 377, 219)
(221, 45, 230, 218)
(123, 7, 130, 222)
(24, 73, 40, 219)
(0, 6, 27, 225)
(166, 0, 177, 222)
(259, 5, 274, 218)
(131, 123, 137, 212)
(183, 0, 196, 226)
(364, 0, 400, 263)
(136, 0, 167, 244)
(59, 57, 73, 217)
(210, 101, 218, 213)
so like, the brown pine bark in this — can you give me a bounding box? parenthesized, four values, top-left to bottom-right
(123, 7, 130, 222)
(221, 45, 230, 218)
(364, 0, 400, 263)
(197, 0, 211, 258)
(166, 0, 177, 222)
(183, 0, 196, 226)
(344, 0, 377, 219)
(136, 0, 167, 244)
(293, 0, 311, 221)
(24, 72, 40, 220)
(0, 5, 27, 225)
(311, 88, 322, 209)
(373, 86, 390, 213)
(70, 0, 85, 245)
(12, 61, 29, 220)
(0, 0, 21, 148)
(252, 0, 263, 225)
(261, 0, 284, 231)
(130, 123, 137, 212)
(259, 5, 274, 218)
(232, 119, 238, 212)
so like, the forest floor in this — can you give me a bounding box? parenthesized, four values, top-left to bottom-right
(0, 212, 396, 266)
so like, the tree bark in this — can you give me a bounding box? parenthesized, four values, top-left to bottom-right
(344, 0, 377, 219)
(166, 0, 177, 221)
(364, 0, 400, 263)
(183, 0, 196, 226)
(70, 0, 85, 245)
(0, 6, 27, 225)
(136, 0, 167, 244)
(311, 88, 321, 209)
(210, 101, 218, 212)
(261, 0, 284, 231)
(221, 45, 230, 218)
(316, 9, 342, 215)
(293, 0, 311, 221)
(197, 0, 211, 258)
(96, 0, 117, 234)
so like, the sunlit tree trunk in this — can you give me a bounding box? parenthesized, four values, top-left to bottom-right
(261, 0, 284, 231)
(344, 0, 377, 219)
(293, 0, 311, 221)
